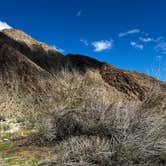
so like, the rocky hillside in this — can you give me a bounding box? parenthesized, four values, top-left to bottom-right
(0, 29, 166, 104)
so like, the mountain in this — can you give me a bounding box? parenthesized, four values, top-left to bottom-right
(0, 29, 166, 115)
(0, 29, 166, 166)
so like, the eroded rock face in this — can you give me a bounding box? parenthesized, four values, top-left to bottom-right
(0, 28, 165, 102)
(65, 54, 166, 101)
(99, 63, 146, 100)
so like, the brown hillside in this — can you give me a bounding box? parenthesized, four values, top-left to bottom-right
(66, 54, 166, 100)
(0, 29, 165, 102)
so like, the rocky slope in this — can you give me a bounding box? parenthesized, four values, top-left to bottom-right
(0, 28, 166, 106)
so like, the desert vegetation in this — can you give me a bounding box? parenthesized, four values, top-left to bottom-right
(0, 68, 165, 166)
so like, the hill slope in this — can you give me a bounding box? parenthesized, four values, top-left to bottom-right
(0, 29, 165, 106)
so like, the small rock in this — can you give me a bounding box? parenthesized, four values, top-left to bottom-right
(3, 138, 9, 141)
(0, 115, 5, 122)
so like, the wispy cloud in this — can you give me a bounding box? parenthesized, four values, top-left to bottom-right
(0, 21, 12, 30)
(76, 10, 82, 16)
(154, 42, 166, 54)
(52, 45, 64, 53)
(139, 37, 155, 43)
(80, 39, 89, 46)
(92, 40, 113, 52)
(119, 29, 140, 37)
(130, 41, 144, 50)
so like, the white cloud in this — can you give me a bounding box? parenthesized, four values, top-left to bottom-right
(139, 37, 154, 42)
(92, 40, 113, 52)
(80, 39, 89, 46)
(0, 21, 12, 30)
(76, 10, 82, 16)
(52, 45, 64, 53)
(155, 42, 166, 54)
(130, 41, 144, 50)
(119, 29, 140, 37)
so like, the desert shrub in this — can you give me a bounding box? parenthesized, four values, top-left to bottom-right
(55, 109, 165, 166)
(46, 102, 134, 142)
(108, 89, 166, 166)
(50, 89, 166, 166)
(58, 136, 113, 166)
(26, 69, 113, 141)
(4, 68, 165, 165)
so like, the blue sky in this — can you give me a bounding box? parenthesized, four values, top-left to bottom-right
(0, 0, 166, 81)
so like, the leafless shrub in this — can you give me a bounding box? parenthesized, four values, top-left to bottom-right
(1, 68, 165, 165)
(53, 105, 165, 166)
(58, 136, 113, 166)
(18, 69, 112, 142)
